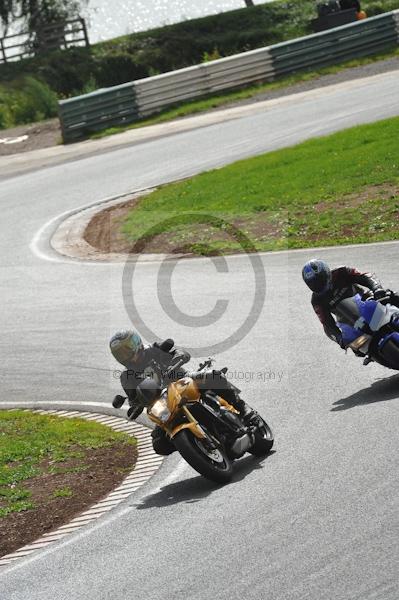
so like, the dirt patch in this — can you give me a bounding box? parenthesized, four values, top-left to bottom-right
(312, 183, 399, 213)
(0, 441, 137, 558)
(84, 201, 282, 256)
(83, 189, 285, 256)
(83, 183, 399, 256)
(83, 196, 142, 253)
(0, 119, 60, 156)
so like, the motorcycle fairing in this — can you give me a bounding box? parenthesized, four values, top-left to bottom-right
(378, 331, 399, 351)
(339, 322, 363, 346)
(367, 302, 398, 331)
(337, 295, 399, 347)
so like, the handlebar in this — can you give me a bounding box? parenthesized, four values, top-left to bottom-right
(374, 294, 392, 304)
(164, 355, 188, 378)
(198, 358, 214, 371)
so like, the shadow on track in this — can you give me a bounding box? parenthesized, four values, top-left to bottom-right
(331, 374, 399, 411)
(134, 452, 275, 510)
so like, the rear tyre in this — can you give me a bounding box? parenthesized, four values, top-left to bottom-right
(173, 429, 233, 484)
(248, 417, 274, 456)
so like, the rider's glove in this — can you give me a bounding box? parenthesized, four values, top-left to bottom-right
(177, 349, 191, 364)
(373, 288, 387, 301)
(154, 338, 174, 352)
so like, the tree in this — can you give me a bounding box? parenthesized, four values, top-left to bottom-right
(0, 0, 85, 36)
(244, 0, 255, 6)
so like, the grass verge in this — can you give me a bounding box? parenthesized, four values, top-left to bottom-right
(0, 410, 138, 557)
(91, 47, 399, 141)
(118, 116, 399, 255)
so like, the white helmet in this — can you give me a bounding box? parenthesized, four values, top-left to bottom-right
(110, 330, 144, 366)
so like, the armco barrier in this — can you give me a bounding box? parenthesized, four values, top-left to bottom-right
(59, 10, 399, 142)
(135, 46, 274, 118)
(270, 11, 399, 75)
(59, 83, 138, 142)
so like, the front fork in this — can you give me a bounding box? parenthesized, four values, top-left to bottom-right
(168, 406, 207, 441)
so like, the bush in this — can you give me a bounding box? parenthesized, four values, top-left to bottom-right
(37, 48, 96, 96)
(0, 94, 13, 129)
(94, 54, 148, 87)
(0, 77, 58, 130)
(363, 0, 399, 14)
(27, 76, 56, 112)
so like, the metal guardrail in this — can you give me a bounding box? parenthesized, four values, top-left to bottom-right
(59, 83, 138, 142)
(59, 10, 399, 143)
(135, 46, 274, 118)
(270, 11, 398, 75)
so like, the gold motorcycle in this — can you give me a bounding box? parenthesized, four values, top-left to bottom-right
(133, 358, 274, 484)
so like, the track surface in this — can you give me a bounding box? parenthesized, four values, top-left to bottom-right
(1, 73, 398, 599)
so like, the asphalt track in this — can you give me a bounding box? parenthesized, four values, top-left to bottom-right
(0, 72, 398, 599)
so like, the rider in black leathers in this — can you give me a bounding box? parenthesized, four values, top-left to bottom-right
(302, 259, 399, 346)
(110, 331, 254, 455)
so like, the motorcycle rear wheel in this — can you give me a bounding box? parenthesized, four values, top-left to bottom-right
(248, 417, 274, 456)
(380, 338, 399, 369)
(173, 429, 233, 484)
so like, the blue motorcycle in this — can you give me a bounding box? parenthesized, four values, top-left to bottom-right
(336, 293, 399, 369)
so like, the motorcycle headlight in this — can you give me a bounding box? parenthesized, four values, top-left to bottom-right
(149, 396, 171, 423)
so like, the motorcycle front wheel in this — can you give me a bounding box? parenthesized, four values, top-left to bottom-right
(173, 429, 233, 484)
(248, 416, 274, 456)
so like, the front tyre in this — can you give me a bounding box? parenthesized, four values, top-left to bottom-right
(248, 416, 274, 456)
(173, 429, 233, 484)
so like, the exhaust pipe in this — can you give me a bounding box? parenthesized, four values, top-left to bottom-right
(230, 434, 251, 458)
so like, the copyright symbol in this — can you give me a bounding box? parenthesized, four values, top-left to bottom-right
(113, 370, 122, 379)
(122, 212, 266, 357)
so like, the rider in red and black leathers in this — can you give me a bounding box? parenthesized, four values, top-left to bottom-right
(302, 260, 399, 347)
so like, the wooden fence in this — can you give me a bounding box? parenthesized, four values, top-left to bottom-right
(0, 17, 89, 63)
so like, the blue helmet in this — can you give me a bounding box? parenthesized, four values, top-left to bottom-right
(302, 259, 332, 294)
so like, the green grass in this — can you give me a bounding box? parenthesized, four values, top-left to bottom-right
(91, 47, 399, 140)
(52, 487, 73, 499)
(0, 501, 36, 517)
(119, 116, 399, 254)
(0, 410, 136, 517)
